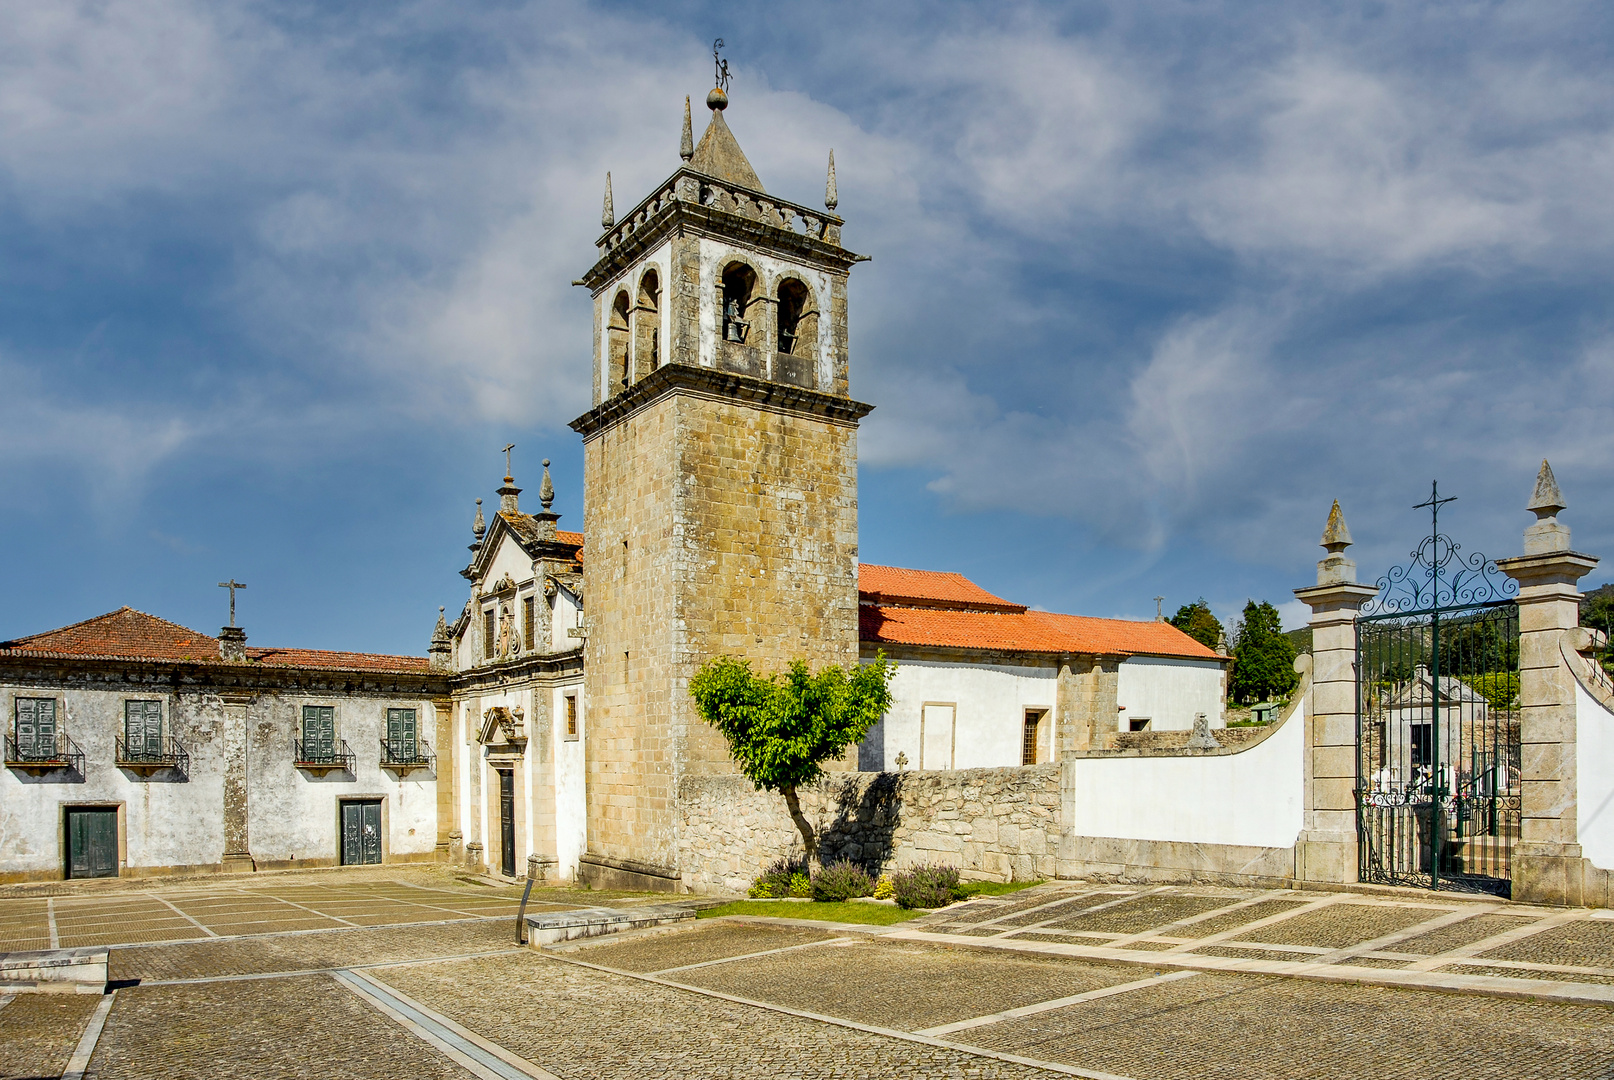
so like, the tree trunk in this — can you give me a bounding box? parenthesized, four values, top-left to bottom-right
(780, 784, 818, 866)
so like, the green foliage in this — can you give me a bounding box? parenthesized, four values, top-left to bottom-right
(689, 654, 897, 795)
(1462, 672, 1520, 709)
(697, 900, 922, 925)
(749, 857, 812, 898)
(811, 860, 875, 901)
(1169, 598, 1224, 651)
(954, 879, 1043, 898)
(891, 865, 964, 909)
(1229, 600, 1299, 705)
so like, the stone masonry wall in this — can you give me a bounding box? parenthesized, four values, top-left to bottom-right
(677, 764, 1061, 894)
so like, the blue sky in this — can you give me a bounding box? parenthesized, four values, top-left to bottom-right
(2, 0, 1612, 654)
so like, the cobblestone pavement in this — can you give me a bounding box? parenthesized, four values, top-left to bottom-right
(6, 879, 1614, 1079)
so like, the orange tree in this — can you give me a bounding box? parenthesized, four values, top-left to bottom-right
(689, 654, 896, 866)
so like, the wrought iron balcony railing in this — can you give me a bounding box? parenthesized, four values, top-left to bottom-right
(115, 736, 189, 776)
(4, 732, 85, 775)
(294, 738, 355, 775)
(379, 737, 434, 776)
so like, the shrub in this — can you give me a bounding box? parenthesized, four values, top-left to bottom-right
(891, 864, 964, 909)
(749, 857, 811, 899)
(811, 860, 874, 901)
(872, 875, 895, 900)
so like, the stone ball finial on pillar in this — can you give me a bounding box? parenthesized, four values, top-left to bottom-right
(1524, 459, 1571, 554)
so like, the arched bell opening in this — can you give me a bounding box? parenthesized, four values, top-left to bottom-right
(774, 277, 819, 389)
(607, 291, 631, 393)
(633, 270, 661, 381)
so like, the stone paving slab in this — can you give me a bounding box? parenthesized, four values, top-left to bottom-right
(110, 918, 519, 983)
(83, 974, 478, 1080)
(1045, 894, 1234, 935)
(375, 951, 1060, 1079)
(964, 970, 1614, 1080)
(0, 991, 100, 1080)
(1234, 901, 1444, 949)
(1480, 919, 1614, 968)
(558, 920, 834, 972)
(674, 934, 1149, 1031)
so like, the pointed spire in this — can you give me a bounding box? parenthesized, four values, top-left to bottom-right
(689, 101, 764, 191)
(540, 458, 554, 511)
(680, 96, 694, 162)
(1527, 459, 1565, 518)
(601, 171, 614, 229)
(472, 498, 485, 541)
(825, 149, 838, 211)
(1321, 499, 1353, 552)
(432, 606, 450, 646)
(429, 606, 452, 671)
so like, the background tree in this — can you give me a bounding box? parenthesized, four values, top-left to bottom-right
(1169, 598, 1224, 651)
(1228, 600, 1299, 704)
(689, 654, 896, 865)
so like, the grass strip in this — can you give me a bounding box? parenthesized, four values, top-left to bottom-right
(698, 901, 923, 925)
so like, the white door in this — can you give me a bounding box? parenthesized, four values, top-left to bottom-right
(921, 704, 955, 771)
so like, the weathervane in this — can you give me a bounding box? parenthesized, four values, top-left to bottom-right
(713, 38, 730, 91)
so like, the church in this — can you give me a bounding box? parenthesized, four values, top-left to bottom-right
(0, 86, 1221, 888)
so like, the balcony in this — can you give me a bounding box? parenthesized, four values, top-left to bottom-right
(115, 736, 189, 777)
(294, 738, 355, 777)
(4, 732, 85, 776)
(380, 738, 434, 777)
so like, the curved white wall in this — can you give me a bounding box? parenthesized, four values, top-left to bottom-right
(1577, 675, 1614, 870)
(1067, 692, 1305, 850)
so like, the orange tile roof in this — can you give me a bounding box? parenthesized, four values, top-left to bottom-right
(1, 608, 433, 674)
(860, 604, 1219, 660)
(857, 564, 1025, 612)
(1028, 611, 1220, 659)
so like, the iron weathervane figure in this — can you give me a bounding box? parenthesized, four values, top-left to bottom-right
(713, 38, 730, 91)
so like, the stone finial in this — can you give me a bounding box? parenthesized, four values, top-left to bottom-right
(1316, 500, 1358, 586)
(472, 498, 485, 541)
(1216, 630, 1229, 657)
(540, 458, 554, 511)
(825, 149, 838, 211)
(429, 606, 452, 671)
(601, 171, 614, 229)
(680, 96, 694, 161)
(1523, 458, 1571, 554)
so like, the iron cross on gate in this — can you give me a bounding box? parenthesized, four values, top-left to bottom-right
(217, 579, 246, 626)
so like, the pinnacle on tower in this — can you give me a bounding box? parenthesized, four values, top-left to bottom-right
(540, 458, 555, 511)
(601, 172, 614, 229)
(825, 150, 837, 211)
(471, 498, 485, 543)
(680, 96, 694, 162)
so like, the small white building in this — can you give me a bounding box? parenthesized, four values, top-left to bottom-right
(856, 565, 1227, 771)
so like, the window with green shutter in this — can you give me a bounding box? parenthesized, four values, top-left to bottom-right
(14, 698, 57, 759)
(387, 708, 418, 760)
(302, 706, 335, 761)
(124, 700, 163, 759)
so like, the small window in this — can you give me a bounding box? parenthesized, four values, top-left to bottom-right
(13, 697, 58, 760)
(1128, 717, 1152, 732)
(302, 706, 335, 759)
(564, 695, 579, 740)
(483, 609, 496, 660)
(124, 700, 164, 759)
(387, 708, 419, 760)
(1410, 723, 1433, 768)
(522, 596, 535, 651)
(1022, 709, 1046, 765)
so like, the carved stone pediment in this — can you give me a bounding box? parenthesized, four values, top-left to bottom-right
(490, 572, 519, 597)
(479, 706, 526, 749)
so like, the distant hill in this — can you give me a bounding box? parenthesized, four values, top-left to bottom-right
(1286, 626, 1312, 655)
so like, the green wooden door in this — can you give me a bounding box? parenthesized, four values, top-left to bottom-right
(15, 698, 56, 759)
(66, 808, 118, 879)
(386, 709, 417, 760)
(341, 801, 382, 865)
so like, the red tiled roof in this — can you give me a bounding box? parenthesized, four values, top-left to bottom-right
(1028, 611, 1220, 659)
(860, 604, 1219, 660)
(857, 564, 1025, 612)
(1, 608, 432, 674)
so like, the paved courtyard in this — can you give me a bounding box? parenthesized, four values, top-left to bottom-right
(3, 872, 1614, 1079)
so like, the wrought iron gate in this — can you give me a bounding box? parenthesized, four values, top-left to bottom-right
(1356, 484, 1520, 896)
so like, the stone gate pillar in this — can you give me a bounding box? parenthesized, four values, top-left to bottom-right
(1293, 502, 1377, 884)
(1496, 461, 1599, 906)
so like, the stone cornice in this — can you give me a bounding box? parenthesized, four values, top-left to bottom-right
(451, 647, 583, 693)
(1293, 581, 1380, 610)
(1495, 550, 1600, 588)
(569, 363, 874, 440)
(0, 654, 450, 696)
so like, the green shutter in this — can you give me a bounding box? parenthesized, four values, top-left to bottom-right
(302, 706, 335, 759)
(15, 698, 56, 758)
(125, 701, 162, 757)
(387, 708, 417, 759)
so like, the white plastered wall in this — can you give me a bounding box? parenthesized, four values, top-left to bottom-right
(551, 584, 583, 648)
(1116, 656, 1226, 731)
(1576, 675, 1614, 870)
(697, 237, 836, 388)
(599, 241, 672, 393)
(1067, 691, 1305, 850)
(863, 659, 1058, 771)
(553, 683, 586, 878)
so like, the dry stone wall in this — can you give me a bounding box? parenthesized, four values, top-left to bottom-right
(677, 764, 1061, 894)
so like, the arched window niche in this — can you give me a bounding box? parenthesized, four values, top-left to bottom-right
(774, 278, 818, 389)
(607, 291, 630, 394)
(716, 262, 764, 378)
(633, 270, 661, 381)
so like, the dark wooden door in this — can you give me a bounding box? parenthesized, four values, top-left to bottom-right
(498, 769, 516, 877)
(341, 800, 383, 865)
(66, 808, 118, 878)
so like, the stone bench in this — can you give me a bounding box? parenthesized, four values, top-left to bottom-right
(524, 904, 695, 947)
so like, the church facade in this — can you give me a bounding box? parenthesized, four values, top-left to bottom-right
(0, 89, 1222, 888)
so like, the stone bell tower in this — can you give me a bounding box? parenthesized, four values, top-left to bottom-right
(569, 85, 872, 890)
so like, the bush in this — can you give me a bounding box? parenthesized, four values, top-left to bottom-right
(872, 875, 895, 900)
(811, 860, 874, 901)
(749, 857, 812, 899)
(891, 864, 964, 909)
